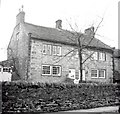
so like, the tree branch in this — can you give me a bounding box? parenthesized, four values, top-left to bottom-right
(82, 51, 95, 64)
(53, 48, 76, 64)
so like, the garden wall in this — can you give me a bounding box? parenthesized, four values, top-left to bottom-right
(2, 82, 120, 113)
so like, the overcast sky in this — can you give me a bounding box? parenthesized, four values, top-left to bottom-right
(0, 0, 119, 61)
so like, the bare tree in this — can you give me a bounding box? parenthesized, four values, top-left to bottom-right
(7, 47, 20, 80)
(55, 17, 104, 82)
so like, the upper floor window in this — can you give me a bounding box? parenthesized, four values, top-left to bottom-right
(92, 52, 98, 60)
(98, 52, 106, 61)
(43, 44, 51, 55)
(90, 51, 106, 61)
(42, 44, 61, 56)
(43, 44, 47, 54)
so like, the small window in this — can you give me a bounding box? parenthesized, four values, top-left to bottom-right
(56, 46, 61, 56)
(0, 68, 1, 72)
(91, 51, 98, 60)
(91, 70, 98, 78)
(99, 52, 106, 61)
(42, 44, 47, 54)
(47, 45, 52, 55)
(42, 65, 51, 75)
(53, 46, 57, 55)
(52, 46, 61, 56)
(99, 69, 106, 78)
(52, 66, 61, 76)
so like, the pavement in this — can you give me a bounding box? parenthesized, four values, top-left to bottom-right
(63, 105, 119, 113)
(45, 105, 120, 114)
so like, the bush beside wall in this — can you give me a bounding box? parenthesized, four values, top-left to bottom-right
(2, 82, 119, 113)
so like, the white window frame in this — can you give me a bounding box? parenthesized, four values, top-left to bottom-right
(56, 46, 61, 56)
(42, 44, 47, 54)
(91, 69, 98, 78)
(52, 46, 57, 55)
(91, 69, 106, 79)
(99, 52, 106, 61)
(42, 65, 51, 75)
(52, 65, 61, 76)
(98, 69, 106, 78)
(47, 45, 52, 55)
(93, 52, 98, 60)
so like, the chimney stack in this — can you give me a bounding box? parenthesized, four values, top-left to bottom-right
(16, 5, 25, 25)
(84, 26, 95, 37)
(55, 19, 62, 29)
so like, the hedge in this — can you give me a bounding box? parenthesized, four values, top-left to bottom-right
(2, 81, 120, 113)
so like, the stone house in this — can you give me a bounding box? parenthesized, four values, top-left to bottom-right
(7, 10, 114, 83)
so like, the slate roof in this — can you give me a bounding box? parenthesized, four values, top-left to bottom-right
(24, 22, 113, 51)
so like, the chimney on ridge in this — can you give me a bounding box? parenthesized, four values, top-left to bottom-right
(84, 26, 95, 37)
(55, 19, 62, 29)
(16, 5, 25, 25)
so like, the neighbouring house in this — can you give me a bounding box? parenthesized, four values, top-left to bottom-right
(7, 9, 114, 83)
(0, 60, 12, 82)
(113, 49, 120, 82)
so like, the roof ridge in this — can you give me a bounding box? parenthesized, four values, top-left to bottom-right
(25, 22, 57, 30)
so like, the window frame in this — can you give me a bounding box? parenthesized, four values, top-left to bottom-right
(91, 69, 106, 79)
(56, 46, 62, 56)
(98, 69, 106, 78)
(42, 65, 52, 75)
(42, 65, 61, 76)
(52, 65, 61, 76)
(42, 44, 48, 54)
(47, 44, 52, 55)
(98, 52, 106, 61)
(91, 69, 98, 78)
(52, 45, 57, 55)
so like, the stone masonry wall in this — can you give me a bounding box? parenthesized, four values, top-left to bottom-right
(7, 23, 29, 80)
(28, 39, 113, 83)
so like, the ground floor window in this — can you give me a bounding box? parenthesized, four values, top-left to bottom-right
(42, 65, 61, 76)
(42, 65, 51, 75)
(99, 69, 106, 78)
(91, 69, 106, 78)
(52, 66, 61, 76)
(91, 70, 98, 78)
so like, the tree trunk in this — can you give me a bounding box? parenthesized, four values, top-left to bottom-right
(79, 48, 83, 82)
(78, 36, 83, 82)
